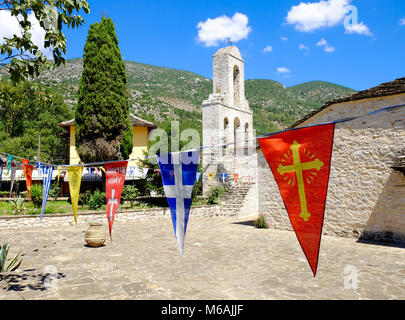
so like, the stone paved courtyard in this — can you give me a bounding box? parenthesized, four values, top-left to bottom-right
(1, 215, 405, 300)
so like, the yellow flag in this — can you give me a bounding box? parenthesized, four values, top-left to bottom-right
(57, 166, 62, 181)
(68, 166, 83, 225)
(208, 173, 213, 182)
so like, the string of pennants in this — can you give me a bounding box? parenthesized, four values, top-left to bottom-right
(0, 103, 404, 277)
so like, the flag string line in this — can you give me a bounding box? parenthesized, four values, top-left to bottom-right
(0, 103, 404, 168)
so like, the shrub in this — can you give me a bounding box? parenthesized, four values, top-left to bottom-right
(78, 191, 92, 207)
(49, 184, 61, 201)
(121, 185, 140, 208)
(88, 190, 106, 211)
(207, 186, 225, 205)
(254, 214, 269, 229)
(10, 196, 26, 215)
(30, 184, 43, 208)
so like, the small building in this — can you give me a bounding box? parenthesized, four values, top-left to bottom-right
(258, 77, 405, 243)
(58, 114, 157, 168)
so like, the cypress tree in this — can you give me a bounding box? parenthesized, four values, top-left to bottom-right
(75, 17, 133, 163)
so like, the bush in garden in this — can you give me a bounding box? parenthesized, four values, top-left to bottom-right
(49, 184, 61, 201)
(121, 185, 140, 208)
(207, 186, 225, 205)
(88, 190, 106, 211)
(30, 184, 43, 208)
(78, 191, 92, 207)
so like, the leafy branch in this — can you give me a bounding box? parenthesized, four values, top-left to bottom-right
(0, 0, 90, 82)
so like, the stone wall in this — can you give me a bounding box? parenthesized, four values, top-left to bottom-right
(258, 94, 405, 242)
(0, 205, 222, 230)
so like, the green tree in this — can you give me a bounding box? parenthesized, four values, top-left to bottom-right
(0, 80, 73, 162)
(75, 17, 133, 163)
(0, 0, 90, 82)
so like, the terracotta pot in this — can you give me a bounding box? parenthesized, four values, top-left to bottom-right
(85, 223, 106, 247)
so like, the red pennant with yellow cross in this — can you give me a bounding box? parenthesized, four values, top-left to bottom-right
(258, 124, 335, 277)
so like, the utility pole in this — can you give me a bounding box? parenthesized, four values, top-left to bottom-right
(37, 134, 41, 162)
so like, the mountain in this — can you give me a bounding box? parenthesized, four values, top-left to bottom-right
(14, 58, 357, 133)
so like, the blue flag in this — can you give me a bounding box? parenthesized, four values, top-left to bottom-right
(196, 172, 202, 182)
(0, 159, 3, 190)
(40, 165, 53, 221)
(221, 173, 227, 183)
(158, 150, 200, 255)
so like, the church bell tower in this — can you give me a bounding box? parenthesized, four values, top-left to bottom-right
(201, 46, 257, 197)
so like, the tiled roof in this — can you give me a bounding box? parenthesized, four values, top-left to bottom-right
(291, 77, 405, 128)
(59, 114, 157, 129)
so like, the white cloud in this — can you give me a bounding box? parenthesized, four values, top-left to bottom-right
(277, 67, 291, 74)
(280, 36, 288, 41)
(0, 10, 53, 58)
(345, 22, 372, 36)
(316, 38, 335, 52)
(400, 18, 405, 26)
(263, 45, 272, 53)
(286, 0, 351, 32)
(298, 44, 310, 50)
(196, 12, 252, 47)
(324, 45, 336, 52)
(286, 0, 373, 37)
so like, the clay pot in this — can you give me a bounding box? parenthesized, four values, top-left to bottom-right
(85, 223, 106, 247)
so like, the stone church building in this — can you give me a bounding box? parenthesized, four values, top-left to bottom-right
(202, 45, 405, 243)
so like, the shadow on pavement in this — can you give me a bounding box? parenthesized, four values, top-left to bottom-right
(0, 270, 66, 293)
(232, 220, 256, 227)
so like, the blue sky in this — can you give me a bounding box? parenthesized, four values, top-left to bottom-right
(5, 0, 405, 91)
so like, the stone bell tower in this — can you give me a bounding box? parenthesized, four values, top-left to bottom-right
(201, 46, 258, 216)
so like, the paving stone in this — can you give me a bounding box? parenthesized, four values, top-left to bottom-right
(0, 216, 405, 299)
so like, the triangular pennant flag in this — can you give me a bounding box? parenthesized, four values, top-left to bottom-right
(22, 161, 34, 202)
(7, 155, 14, 174)
(57, 166, 62, 181)
(220, 173, 227, 183)
(208, 172, 213, 182)
(94, 167, 102, 178)
(9, 161, 16, 196)
(68, 166, 83, 225)
(158, 150, 200, 256)
(40, 166, 54, 221)
(247, 174, 252, 184)
(104, 161, 128, 240)
(0, 159, 3, 190)
(36, 162, 43, 177)
(22, 159, 29, 177)
(258, 123, 335, 277)
(196, 172, 202, 182)
(130, 166, 136, 176)
(234, 173, 239, 183)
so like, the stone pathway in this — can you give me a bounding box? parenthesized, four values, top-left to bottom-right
(1, 216, 405, 300)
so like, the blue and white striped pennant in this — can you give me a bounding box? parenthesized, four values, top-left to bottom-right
(158, 150, 200, 256)
(40, 165, 54, 221)
(0, 159, 3, 190)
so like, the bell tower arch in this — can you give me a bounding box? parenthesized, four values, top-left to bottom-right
(202, 45, 257, 205)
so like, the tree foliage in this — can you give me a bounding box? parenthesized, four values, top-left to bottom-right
(75, 17, 133, 163)
(0, 79, 73, 162)
(0, 0, 90, 82)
